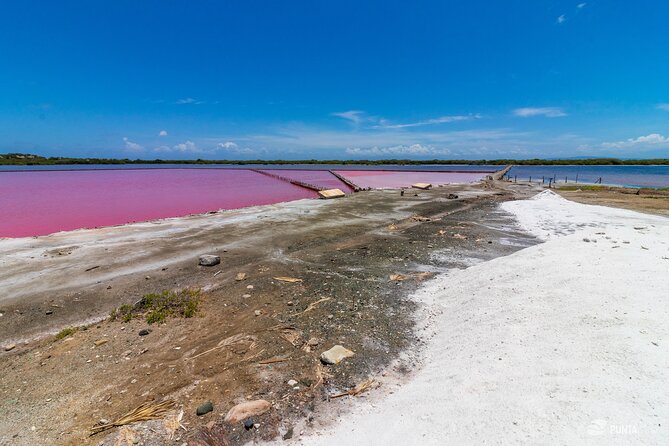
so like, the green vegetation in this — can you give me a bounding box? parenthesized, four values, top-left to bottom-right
(109, 289, 201, 325)
(1, 152, 669, 166)
(55, 326, 78, 340)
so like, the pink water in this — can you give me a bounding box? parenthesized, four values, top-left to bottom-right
(258, 169, 355, 193)
(335, 170, 488, 189)
(0, 169, 316, 237)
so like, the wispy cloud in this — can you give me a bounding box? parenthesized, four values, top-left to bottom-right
(373, 114, 481, 129)
(122, 137, 143, 152)
(657, 103, 669, 111)
(331, 110, 367, 125)
(175, 98, 204, 105)
(332, 110, 480, 129)
(557, 14, 566, 24)
(577, 3, 587, 9)
(159, 130, 168, 136)
(513, 107, 567, 118)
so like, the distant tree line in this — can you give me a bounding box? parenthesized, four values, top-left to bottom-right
(1, 153, 668, 166)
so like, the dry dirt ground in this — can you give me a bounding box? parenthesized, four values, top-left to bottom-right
(555, 185, 669, 217)
(0, 182, 539, 445)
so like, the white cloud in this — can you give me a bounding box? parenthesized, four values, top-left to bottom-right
(657, 103, 669, 111)
(122, 137, 143, 152)
(346, 144, 449, 157)
(557, 14, 566, 24)
(600, 133, 669, 149)
(373, 114, 481, 129)
(175, 98, 204, 105)
(216, 141, 261, 156)
(513, 107, 567, 118)
(159, 130, 168, 137)
(153, 140, 207, 154)
(172, 140, 200, 152)
(331, 110, 366, 125)
(577, 3, 587, 9)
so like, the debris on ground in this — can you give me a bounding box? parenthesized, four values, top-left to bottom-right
(389, 274, 407, 281)
(224, 400, 271, 424)
(320, 345, 355, 365)
(235, 272, 247, 281)
(196, 401, 214, 416)
(91, 400, 177, 435)
(198, 255, 221, 266)
(411, 215, 431, 222)
(273, 277, 303, 283)
(412, 183, 432, 190)
(318, 188, 346, 199)
(330, 378, 378, 399)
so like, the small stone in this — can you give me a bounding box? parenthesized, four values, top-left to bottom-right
(4, 344, 16, 352)
(45, 310, 53, 315)
(145, 276, 150, 280)
(287, 379, 298, 386)
(244, 418, 254, 430)
(254, 310, 262, 316)
(307, 337, 320, 346)
(138, 329, 150, 336)
(242, 294, 251, 298)
(198, 255, 221, 267)
(93, 339, 108, 346)
(196, 401, 214, 416)
(235, 272, 247, 281)
(446, 193, 459, 199)
(224, 400, 271, 424)
(246, 285, 254, 290)
(287, 301, 294, 306)
(320, 345, 355, 365)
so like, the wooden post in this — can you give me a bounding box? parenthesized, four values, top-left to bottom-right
(542, 176, 545, 184)
(575, 173, 579, 183)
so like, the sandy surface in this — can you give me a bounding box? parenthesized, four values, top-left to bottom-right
(292, 190, 669, 445)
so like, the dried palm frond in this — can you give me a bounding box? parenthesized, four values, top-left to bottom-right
(330, 378, 377, 399)
(90, 400, 177, 435)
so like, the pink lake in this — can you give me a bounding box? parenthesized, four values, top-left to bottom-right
(335, 170, 489, 189)
(0, 169, 316, 238)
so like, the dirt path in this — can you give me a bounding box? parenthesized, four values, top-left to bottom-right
(0, 183, 536, 445)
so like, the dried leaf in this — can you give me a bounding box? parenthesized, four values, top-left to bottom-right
(273, 277, 303, 283)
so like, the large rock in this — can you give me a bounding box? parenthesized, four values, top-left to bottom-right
(320, 345, 355, 365)
(198, 255, 221, 266)
(224, 400, 271, 424)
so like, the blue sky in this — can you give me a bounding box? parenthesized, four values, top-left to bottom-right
(1, 1, 668, 160)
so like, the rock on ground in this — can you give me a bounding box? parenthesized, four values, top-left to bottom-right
(223, 400, 271, 424)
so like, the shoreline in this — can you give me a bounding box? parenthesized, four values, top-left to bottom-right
(1, 182, 668, 445)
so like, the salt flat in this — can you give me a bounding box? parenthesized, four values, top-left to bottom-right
(296, 190, 669, 445)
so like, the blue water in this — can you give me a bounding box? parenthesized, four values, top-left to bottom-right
(506, 165, 669, 188)
(1, 163, 667, 188)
